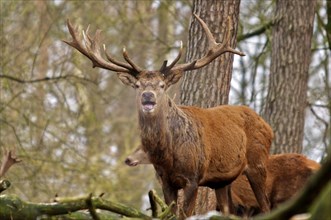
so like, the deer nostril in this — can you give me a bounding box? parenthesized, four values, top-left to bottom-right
(124, 158, 131, 165)
(142, 92, 155, 101)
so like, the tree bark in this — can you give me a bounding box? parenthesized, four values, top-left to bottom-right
(326, 0, 331, 50)
(263, 0, 316, 154)
(178, 0, 241, 215)
(180, 0, 241, 107)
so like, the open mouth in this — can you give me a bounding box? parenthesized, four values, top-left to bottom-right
(125, 159, 138, 166)
(130, 161, 138, 166)
(142, 101, 156, 113)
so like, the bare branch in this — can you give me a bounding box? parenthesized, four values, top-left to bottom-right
(237, 20, 273, 42)
(0, 74, 97, 84)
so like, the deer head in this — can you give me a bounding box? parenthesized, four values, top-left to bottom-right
(64, 14, 244, 115)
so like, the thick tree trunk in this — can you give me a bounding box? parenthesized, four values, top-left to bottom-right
(178, 0, 241, 215)
(180, 0, 241, 107)
(263, 0, 316, 154)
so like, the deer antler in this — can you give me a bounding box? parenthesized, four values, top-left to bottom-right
(64, 14, 244, 80)
(63, 20, 142, 77)
(0, 150, 21, 178)
(164, 13, 245, 76)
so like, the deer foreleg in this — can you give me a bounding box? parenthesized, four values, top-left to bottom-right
(244, 165, 270, 213)
(162, 182, 178, 214)
(181, 182, 198, 218)
(215, 185, 233, 215)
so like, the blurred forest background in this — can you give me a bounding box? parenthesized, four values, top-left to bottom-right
(1, 0, 330, 212)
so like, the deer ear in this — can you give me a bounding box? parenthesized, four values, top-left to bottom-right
(164, 70, 184, 87)
(117, 72, 138, 88)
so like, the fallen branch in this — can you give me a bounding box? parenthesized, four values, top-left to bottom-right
(148, 190, 158, 218)
(0, 194, 151, 220)
(149, 189, 168, 212)
(86, 193, 100, 220)
(148, 189, 176, 220)
(0, 180, 11, 193)
(158, 202, 176, 220)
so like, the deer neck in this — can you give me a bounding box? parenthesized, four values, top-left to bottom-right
(138, 96, 185, 164)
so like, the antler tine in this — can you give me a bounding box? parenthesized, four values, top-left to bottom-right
(193, 13, 217, 50)
(159, 41, 184, 75)
(168, 41, 183, 69)
(64, 19, 91, 59)
(84, 24, 92, 45)
(84, 28, 103, 64)
(169, 14, 245, 74)
(221, 17, 246, 56)
(159, 60, 168, 72)
(103, 45, 133, 71)
(122, 47, 143, 73)
(63, 19, 140, 75)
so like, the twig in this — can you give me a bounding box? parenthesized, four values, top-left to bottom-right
(148, 190, 158, 218)
(148, 190, 176, 219)
(86, 193, 100, 220)
(237, 16, 283, 42)
(0, 180, 11, 193)
(309, 105, 329, 153)
(237, 20, 273, 42)
(158, 202, 176, 220)
(0, 74, 97, 85)
(149, 189, 168, 211)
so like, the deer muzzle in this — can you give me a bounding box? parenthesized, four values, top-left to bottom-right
(125, 157, 139, 166)
(141, 91, 157, 113)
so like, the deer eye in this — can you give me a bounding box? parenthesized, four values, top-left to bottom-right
(135, 82, 141, 89)
(159, 82, 165, 89)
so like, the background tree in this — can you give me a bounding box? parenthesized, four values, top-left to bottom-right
(179, 0, 242, 215)
(233, 0, 329, 159)
(263, 0, 317, 154)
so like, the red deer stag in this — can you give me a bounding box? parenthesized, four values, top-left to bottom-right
(125, 148, 320, 217)
(64, 14, 273, 217)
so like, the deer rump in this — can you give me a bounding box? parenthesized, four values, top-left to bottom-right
(232, 153, 320, 217)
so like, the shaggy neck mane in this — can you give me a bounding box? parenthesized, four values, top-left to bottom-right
(138, 96, 191, 166)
